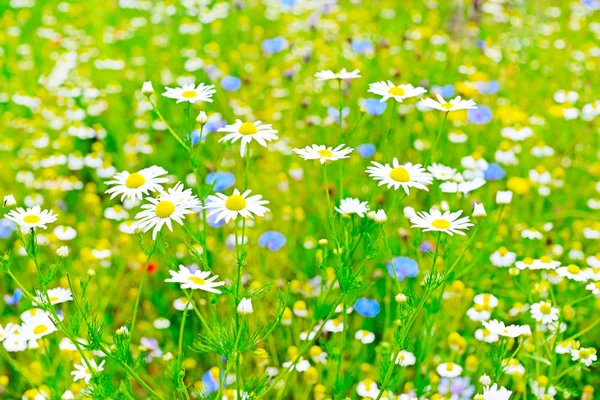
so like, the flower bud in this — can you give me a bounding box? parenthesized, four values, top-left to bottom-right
(196, 111, 208, 124)
(237, 297, 253, 314)
(56, 246, 69, 258)
(141, 81, 154, 95)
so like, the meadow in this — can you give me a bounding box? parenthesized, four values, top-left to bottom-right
(1, 0, 600, 399)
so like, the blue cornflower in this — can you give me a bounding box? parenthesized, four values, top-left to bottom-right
(262, 37, 288, 53)
(201, 369, 221, 394)
(431, 84, 455, 98)
(356, 144, 376, 158)
(467, 105, 493, 125)
(386, 256, 419, 281)
(206, 172, 235, 191)
(327, 106, 349, 124)
(221, 76, 241, 92)
(360, 98, 387, 116)
(484, 163, 506, 181)
(419, 241, 434, 253)
(351, 39, 374, 55)
(354, 298, 380, 318)
(258, 231, 287, 251)
(0, 218, 16, 239)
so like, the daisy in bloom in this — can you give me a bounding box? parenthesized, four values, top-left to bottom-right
(571, 347, 598, 367)
(162, 82, 216, 103)
(482, 319, 531, 337)
(218, 120, 279, 157)
(490, 247, 517, 268)
(419, 94, 477, 112)
(556, 264, 588, 282)
(483, 383, 512, 400)
(71, 358, 105, 384)
(436, 362, 463, 378)
(585, 281, 600, 296)
(530, 301, 559, 324)
(34, 287, 73, 306)
(354, 330, 375, 344)
(165, 265, 225, 293)
(23, 311, 58, 340)
(410, 208, 473, 236)
(335, 198, 369, 218)
(104, 166, 169, 201)
(368, 81, 427, 102)
(293, 144, 353, 164)
(6, 205, 58, 230)
(204, 189, 270, 223)
(314, 68, 361, 80)
(394, 350, 416, 366)
(135, 182, 202, 240)
(427, 163, 459, 181)
(366, 159, 433, 194)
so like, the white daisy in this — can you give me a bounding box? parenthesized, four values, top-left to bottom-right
(165, 265, 225, 293)
(419, 94, 477, 112)
(483, 384, 512, 400)
(71, 358, 105, 384)
(393, 350, 416, 366)
(530, 301, 559, 324)
(427, 163, 459, 181)
(314, 68, 361, 81)
(436, 362, 463, 378)
(490, 247, 517, 268)
(204, 188, 270, 224)
(354, 330, 375, 344)
(366, 159, 433, 194)
(6, 205, 58, 230)
(586, 281, 600, 296)
(162, 83, 216, 103)
(335, 198, 369, 218)
(135, 182, 202, 240)
(293, 144, 353, 164)
(218, 120, 279, 157)
(571, 347, 597, 367)
(368, 81, 427, 102)
(23, 311, 58, 340)
(34, 287, 73, 306)
(556, 264, 588, 282)
(482, 319, 531, 338)
(409, 208, 473, 236)
(104, 166, 169, 201)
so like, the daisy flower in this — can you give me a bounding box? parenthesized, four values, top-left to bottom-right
(571, 347, 598, 367)
(556, 264, 588, 282)
(314, 68, 361, 80)
(490, 247, 517, 267)
(410, 208, 473, 236)
(366, 159, 433, 194)
(165, 265, 225, 293)
(71, 358, 105, 384)
(368, 81, 427, 102)
(104, 166, 169, 201)
(335, 198, 369, 218)
(6, 205, 58, 230)
(354, 330, 375, 344)
(135, 182, 202, 240)
(23, 311, 58, 340)
(394, 350, 416, 366)
(218, 120, 279, 157)
(419, 94, 477, 112)
(436, 362, 463, 378)
(427, 163, 459, 181)
(585, 281, 600, 296)
(162, 83, 216, 103)
(293, 144, 353, 164)
(204, 188, 270, 224)
(483, 384, 512, 400)
(482, 319, 531, 337)
(530, 301, 559, 324)
(34, 287, 73, 306)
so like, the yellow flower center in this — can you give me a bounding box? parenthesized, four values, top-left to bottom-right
(155, 201, 176, 218)
(580, 349, 591, 359)
(188, 276, 206, 285)
(318, 149, 333, 158)
(389, 167, 410, 182)
(388, 86, 405, 96)
(567, 264, 580, 274)
(539, 303, 552, 314)
(125, 172, 146, 189)
(523, 257, 534, 265)
(33, 324, 48, 335)
(432, 219, 451, 229)
(540, 256, 552, 263)
(50, 297, 59, 303)
(498, 247, 509, 256)
(441, 103, 454, 110)
(24, 215, 41, 224)
(445, 362, 454, 371)
(225, 194, 247, 211)
(181, 90, 197, 98)
(239, 122, 257, 135)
